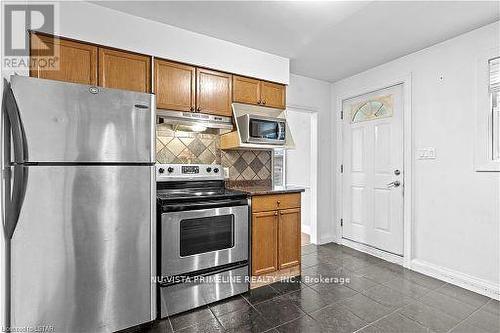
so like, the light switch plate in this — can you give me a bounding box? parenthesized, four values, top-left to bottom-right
(417, 147, 436, 160)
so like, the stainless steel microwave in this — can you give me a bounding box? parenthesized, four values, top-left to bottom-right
(237, 114, 286, 145)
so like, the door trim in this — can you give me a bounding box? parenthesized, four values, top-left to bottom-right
(334, 73, 413, 268)
(285, 104, 319, 245)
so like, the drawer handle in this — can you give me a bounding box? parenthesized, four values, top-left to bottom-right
(277, 200, 281, 205)
(274, 212, 278, 216)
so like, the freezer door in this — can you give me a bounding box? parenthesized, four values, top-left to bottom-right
(10, 76, 154, 163)
(10, 165, 155, 332)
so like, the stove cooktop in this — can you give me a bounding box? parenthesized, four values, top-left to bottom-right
(156, 187, 247, 202)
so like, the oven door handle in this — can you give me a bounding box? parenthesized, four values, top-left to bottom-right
(161, 198, 248, 212)
(159, 261, 248, 287)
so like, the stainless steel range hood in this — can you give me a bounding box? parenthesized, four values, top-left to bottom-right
(156, 109, 233, 132)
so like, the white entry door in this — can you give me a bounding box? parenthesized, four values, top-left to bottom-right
(342, 84, 404, 255)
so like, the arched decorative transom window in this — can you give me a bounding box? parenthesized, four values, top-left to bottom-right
(350, 95, 394, 123)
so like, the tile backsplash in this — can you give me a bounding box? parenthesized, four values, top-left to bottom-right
(156, 125, 271, 181)
(221, 150, 271, 182)
(156, 126, 220, 165)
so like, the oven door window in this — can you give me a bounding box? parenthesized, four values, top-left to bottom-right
(250, 119, 280, 140)
(179, 215, 234, 256)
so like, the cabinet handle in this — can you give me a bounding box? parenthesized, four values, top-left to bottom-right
(190, 106, 194, 112)
(262, 100, 267, 105)
(196, 107, 201, 112)
(274, 212, 278, 216)
(280, 211, 284, 215)
(277, 200, 281, 205)
(257, 100, 262, 105)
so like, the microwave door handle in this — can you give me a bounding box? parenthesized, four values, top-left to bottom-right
(278, 122, 284, 141)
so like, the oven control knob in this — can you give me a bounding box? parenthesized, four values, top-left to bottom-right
(206, 167, 212, 173)
(158, 168, 165, 174)
(167, 167, 174, 173)
(213, 168, 219, 173)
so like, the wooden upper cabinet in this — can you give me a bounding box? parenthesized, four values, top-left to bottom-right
(233, 75, 261, 105)
(98, 48, 151, 93)
(252, 211, 278, 276)
(261, 81, 286, 109)
(196, 68, 232, 117)
(155, 59, 195, 112)
(30, 34, 97, 85)
(232, 75, 286, 109)
(278, 208, 301, 270)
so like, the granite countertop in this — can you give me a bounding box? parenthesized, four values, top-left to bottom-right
(226, 180, 305, 196)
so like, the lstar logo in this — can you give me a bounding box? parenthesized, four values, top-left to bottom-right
(4, 4, 55, 56)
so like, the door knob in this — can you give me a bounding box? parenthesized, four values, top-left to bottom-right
(387, 180, 401, 188)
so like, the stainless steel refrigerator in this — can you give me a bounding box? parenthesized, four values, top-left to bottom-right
(1, 76, 156, 332)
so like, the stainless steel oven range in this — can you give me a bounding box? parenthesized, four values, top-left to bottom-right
(156, 164, 249, 317)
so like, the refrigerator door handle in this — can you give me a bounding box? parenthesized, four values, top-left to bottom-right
(3, 79, 28, 163)
(5, 165, 27, 239)
(2, 79, 28, 239)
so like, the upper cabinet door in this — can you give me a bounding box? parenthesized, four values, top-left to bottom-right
(233, 75, 261, 105)
(196, 68, 232, 117)
(154, 59, 196, 112)
(261, 81, 286, 109)
(98, 48, 151, 93)
(30, 34, 97, 85)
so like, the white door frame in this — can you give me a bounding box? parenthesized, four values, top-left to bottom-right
(334, 74, 413, 268)
(286, 104, 319, 244)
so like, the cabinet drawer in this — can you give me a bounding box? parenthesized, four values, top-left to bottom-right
(252, 193, 300, 213)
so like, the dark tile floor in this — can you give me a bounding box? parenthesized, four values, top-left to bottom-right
(139, 243, 499, 333)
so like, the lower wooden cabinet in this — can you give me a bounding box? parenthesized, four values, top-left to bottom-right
(251, 193, 301, 281)
(278, 208, 301, 270)
(251, 211, 278, 276)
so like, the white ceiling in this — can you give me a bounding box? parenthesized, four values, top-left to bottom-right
(92, 1, 500, 82)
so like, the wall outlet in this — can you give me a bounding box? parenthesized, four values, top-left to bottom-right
(223, 167, 230, 179)
(417, 147, 436, 160)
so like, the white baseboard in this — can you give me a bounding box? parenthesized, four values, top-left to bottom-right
(301, 225, 311, 235)
(330, 238, 499, 300)
(411, 259, 500, 300)
(318, 234, 336, 245)
(340, 238, 403, 266)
